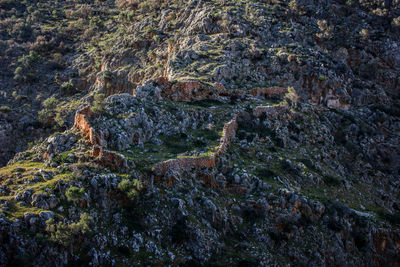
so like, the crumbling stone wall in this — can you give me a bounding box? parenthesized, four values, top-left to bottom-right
(158, 79, 228, 101)
(73, 106, 105, 147)
(152, 157, 216, 176)
(74, 103, 289, 176)
(138, 77, 290, 103)
(91, 145, 128, 171)
(250, 87, 288, 99)
(152, 111, 242, 176)
(73, 106, 127, 171)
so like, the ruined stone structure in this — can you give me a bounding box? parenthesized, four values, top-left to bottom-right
(152, 107, 286, 177)
(156, 79, 228, 101)
(73, 106, 127, 171)
(250, 87, 288, 99)
(152, 111, 242, 176)
(73, 106, 105, 147)
(74, 103, 288, 176)
(91, 145, 128, 171)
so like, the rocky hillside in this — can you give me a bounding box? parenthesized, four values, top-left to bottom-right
(0, 0, 399, 265)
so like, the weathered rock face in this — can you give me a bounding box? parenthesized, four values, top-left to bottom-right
(135, 78, 229, 102)
(91, 146, 129, 172)
(166, 80, 220, 101)
(250, 87, 288, 100)
(73, 106, 105, 147)
(73, 106, 130, 171)
(214, 111, 241, 156)
(1, 0, 400, 266)
(153, 157, 216, 177)
(94, 70, 135, 97)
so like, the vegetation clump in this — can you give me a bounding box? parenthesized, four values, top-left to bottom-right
(60, 80, 75, 95)
(65, 186, 85, 202)
(38, 96, 59, 126)
(0, 105, 12, 112)
(91, 93, 106, 114)
(118, 179, 142, 201)
(46, 212, 93, 247)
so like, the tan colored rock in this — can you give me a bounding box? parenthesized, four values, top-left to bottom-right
(250, 87, 288, 99)
(73, 106, 105, 147)
(168, 80, 204, 101)
(91, 145, 128, 171)
(74, 107, 128, 171)
(155, 77, 172, 89)
(73, 106, 93, 142)
(153, 78, 228, 101)
(94, 71, 134, 97)
(152, 157, 216, 176)
(215, 112, 240, 157)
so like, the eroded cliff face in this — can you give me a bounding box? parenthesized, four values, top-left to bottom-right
(1, 0, 400, 266)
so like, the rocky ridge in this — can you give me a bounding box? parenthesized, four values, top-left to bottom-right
(0, 0, 400, 266)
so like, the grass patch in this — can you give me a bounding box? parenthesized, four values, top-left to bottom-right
(0, 161, 49, 175)
(1, 201, 45, 221)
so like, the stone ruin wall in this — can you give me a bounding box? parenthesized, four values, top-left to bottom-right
(152, 106, 288, 177)
(73, 106, 128, 171)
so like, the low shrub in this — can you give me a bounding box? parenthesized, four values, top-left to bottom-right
(0, 105, 12, 112)
(46, 212, 93, 247)
(118, 179, 142, 201)
(91, 93, 105, 114)
(60, 80, 75, 95)
(65, 186, 85, 202)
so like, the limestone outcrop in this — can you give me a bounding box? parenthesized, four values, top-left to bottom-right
(2, 0, 400, 265)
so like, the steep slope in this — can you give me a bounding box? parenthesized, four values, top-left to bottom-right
(1, 0, 400, 266)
